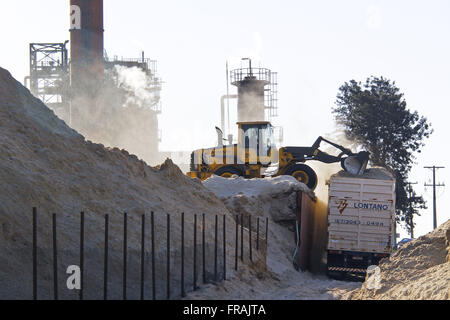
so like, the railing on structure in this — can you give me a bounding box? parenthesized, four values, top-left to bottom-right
(30, 208, 269, 300)
(230, 67, 273, 84)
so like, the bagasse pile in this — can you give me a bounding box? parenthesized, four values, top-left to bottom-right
(331, 167, 395, 180)
(345, 220, 450, 300)
(203, 175, 314, 275)
(185, 175, 360, 300)
(0, 66, 238, 299)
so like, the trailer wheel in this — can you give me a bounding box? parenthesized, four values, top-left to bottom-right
(214, 166, 243, 178)
(285, 164, 318, 190)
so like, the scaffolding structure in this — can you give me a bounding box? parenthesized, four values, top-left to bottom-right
(230, 66, 278, 122)
(104, 53, 163, 114)
(28, 42, 70, 115)
(228, 60, 282, 144)
(266, 72, 278, 120)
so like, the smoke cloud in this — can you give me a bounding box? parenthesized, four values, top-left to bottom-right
(69, 64, 162, 166)
(113, 65, 160, 109)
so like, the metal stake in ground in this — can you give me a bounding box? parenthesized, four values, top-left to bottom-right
(79, 211, 84, 300)
(241, 214, 244, 261)
(223, 214, 226, 280)
(167, 214, 170, 300)
(235, 215, 238, 271)
(181, 212, 185, 297)
(123, 212, 128, 300)
(141, 214, 145, 300)
(256, 217, 260, 251)
(32, 207, 37, 300)
(52, 213, 58, 300)
(104, 214, 109, 300)
(193, 214, 197, 290)
(214, 215, 218, 281)
(265, 217, 269, 250)
(151, 212, 156, 300)
(249, 214, 252, 262)
(202, 213, 206, 284)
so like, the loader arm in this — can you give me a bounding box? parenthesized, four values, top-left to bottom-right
(282, 146, 344, 164)
(311, 136, 354, 157)
(281, 136, 370, 175)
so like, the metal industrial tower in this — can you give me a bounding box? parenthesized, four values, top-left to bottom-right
(228, 58, 282, 145)
(230, 59, 278, 122)
(26, 42, 70, 121)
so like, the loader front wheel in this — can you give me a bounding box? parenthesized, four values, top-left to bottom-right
(285, 164, 318, 190)
(214, 166, 243, 178)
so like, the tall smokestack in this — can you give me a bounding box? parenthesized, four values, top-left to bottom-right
(69, 0, 104, 94)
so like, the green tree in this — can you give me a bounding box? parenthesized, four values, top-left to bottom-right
(333, 76, 432, 234)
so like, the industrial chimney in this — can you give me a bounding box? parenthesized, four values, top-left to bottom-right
(69, 0, 104, 94)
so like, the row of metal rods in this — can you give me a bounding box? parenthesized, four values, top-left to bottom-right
(32, 209, 269, 300)
(234, 215, 269, 271)
(191, 213, 227, 295)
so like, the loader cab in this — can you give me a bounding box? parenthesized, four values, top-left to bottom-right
(237, 121, 276, 164)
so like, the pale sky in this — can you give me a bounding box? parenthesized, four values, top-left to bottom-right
(0, 0, 449, 239)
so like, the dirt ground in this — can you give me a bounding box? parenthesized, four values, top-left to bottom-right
(344, 220, 450, 300)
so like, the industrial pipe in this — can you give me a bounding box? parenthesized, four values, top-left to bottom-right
(220, 94, 237, 135)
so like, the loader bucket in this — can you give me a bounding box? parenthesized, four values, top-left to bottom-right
(341, 151, 370, 175)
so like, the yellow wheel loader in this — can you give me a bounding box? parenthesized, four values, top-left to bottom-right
(186, 121, 369, 190)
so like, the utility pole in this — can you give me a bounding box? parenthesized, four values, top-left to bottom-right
(406, 182, 418, 238)
(424, 166, 445, 229)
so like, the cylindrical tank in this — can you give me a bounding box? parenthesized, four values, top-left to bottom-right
(69, 0, 104, 93)
(235, 76, 266, 122)
(231, 68, 271, 122)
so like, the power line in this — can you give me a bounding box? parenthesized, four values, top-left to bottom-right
(424, 166, 445, 230)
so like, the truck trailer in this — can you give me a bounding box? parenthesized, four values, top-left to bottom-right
(326, 170, 396, 280)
